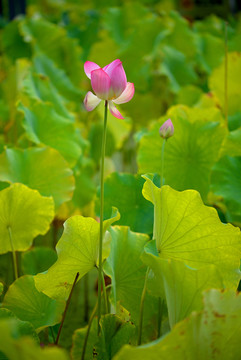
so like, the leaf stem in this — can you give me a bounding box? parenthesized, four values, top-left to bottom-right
(224, 21, 228, 127)
(137, 267, 150, 345)
(157, 298, 164, 338)
(81, 301, 98, 360)
(101, 271, 108, 314)
(161, 139, 166, 187)
(84, 273, 89, 322)
(55, 272, 79, 345)
(7, 226, 18, 280)
(97, 100, 108, 334)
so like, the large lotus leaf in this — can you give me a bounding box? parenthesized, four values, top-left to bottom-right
(35, 208, 120, 300)
(137, 105, 226, 199)
(220, 128, 241, 157)
(96, 173, 153, 234)
(33, 53, 82, 102)
(209, 52, 241, 116)
(71, 318, 98, 360)
(104, 226, 158, 340)
(21, 247, 57, 276)
(196, 33, 224, 74)
(0, 282, 3, 296)
(162, 11, 197, 60)
(0, 308, 38, 342)
(211, 156, 241, 224)
(142, 243, 223, 327)
(0, 147, 75, 208)
(2, 19, 32, 61)
(159, 46, 198, 93)
(0, 319, 69, 360)
(95, 315, 135, 360)
(3, 275, 65, 331)
(142, 176, 241, 288)
(20, 18, 82, 87)
(114, 289, 241, 360)
(19, 101, 82, 166)
(20, 67, 74, 120)
(72, 157, 96, 209)
(0, 183, 54, 254)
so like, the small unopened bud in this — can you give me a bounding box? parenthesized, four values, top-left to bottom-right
(159, 119, 174, 139)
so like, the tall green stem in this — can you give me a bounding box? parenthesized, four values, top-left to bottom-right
(137, 267, 150, 345)
(97, 100, 108, 334)
(84, 273, 89, 322)
(161, 139, 166, 187)
(224, 21, 228, 127)
(101, 271, 108, 314)
(55, 272, 79, 345)
(7, 226, 18, 280)
(81, 301, 98, 360)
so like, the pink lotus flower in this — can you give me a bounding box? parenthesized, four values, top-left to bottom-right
(159, 119, 174, 139)
(83, 59, 135, 119)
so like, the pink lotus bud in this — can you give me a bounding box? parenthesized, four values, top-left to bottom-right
(159, 119, 174, 139)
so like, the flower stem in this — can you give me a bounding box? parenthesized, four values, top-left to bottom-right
(7, 226, 18, 280)
(97, 100, 108, 334)
(81, 300, 98, 360)
(161, 139, 166, 187)
(224, 21, 228, 128)
(55, 272, 79, 345)
(137, 267, 150, 345)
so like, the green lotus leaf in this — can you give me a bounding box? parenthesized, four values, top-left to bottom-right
(104, 226, 158, 339)
(19, 101, 82, 166)
(162, 11, 197, 60)
(0, 183, 54, 254)
(35, 208, 120, 300)
(142, 176, 241, 288)
(33, 53, 82, 102)
(96, 173, 154, 233)
(21, 247, 57, 276)
(71, 318, 98, 360)
(20, 17, 82, 87)
(114, 289, 241, 360)
(220, 128, 241, 157)
(95, 314, 135, 360)
(0, 319, 69, 360)
(211, 156, 241, 224)
(0, 308, 38, 342)
(2, 19, 32, 61)
(72, 157, 96, 209)
(3, 275, 65, 331)
(159, 46, 198, 93)
(138, 105, 226, 199)
(0, 147, 75, 208)
(20, 67, 74, 120)
(209, 52, 241, 116)
(196, 33, 224, 74)
(142, 243, 223, 327)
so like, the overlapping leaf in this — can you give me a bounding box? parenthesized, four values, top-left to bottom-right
(114, 289, 241, 360)
(138, 105, 226, 199)
(211, 155, 241, 224)
(3, 275, 65, 331)
(96, 173, 154, 234)
(0, 183, 54, 254)
(19, 101, 82, 166)
(35, 209, 120, 300)
(142, 176, 241, 288)
(0, 147, 75, 208)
